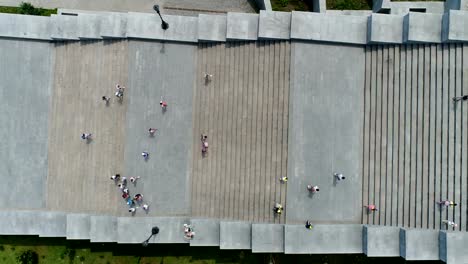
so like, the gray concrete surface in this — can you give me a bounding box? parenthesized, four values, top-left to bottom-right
(198, 14, 227, 42)
(124, 40, 195, 216)
(363, 226, 400, 257)
(90, 215, 117, 242)
(189, 219, 220, 246)
(404, 12, 443, 43)
(0, 39, 52, 209)
(0, 13, 51, 40)
(251, 223, 284, 252)
(117, 217, 189, 243)
(220, 221, 252, 249)
(290, 12, 368, 44)
(258, 11, 291, 40)
(287, 41, 364, 224)
(443, 10, 468, 42)
(78, 13, 103, 40)
(440, 231, 468, 264)
(50, 15, 80, 40)
(284, 224, 363, 254)
(400, 228, 439, 260)
(127, 12, 198, 42)
(66, 214, 91, 240)
(0, 211, 65, 237)
(226, 12, 259, 40)
(368, 14, 404, 44)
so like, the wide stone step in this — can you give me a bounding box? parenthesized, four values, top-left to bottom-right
(66, 213, 91, 240)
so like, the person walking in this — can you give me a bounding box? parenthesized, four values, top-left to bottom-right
(130, 176, 140, 183)
(128, 207, 136, 213)
(442, 220, 458, 228)
(102, 96, 110, 104)
(452, 95, 468, 102)
(142, 204, 149, 211)
(334, 172, 345, 181)
(437, 200, 458, 207)
(142, 152, 149, 159)
(81, 133, 92, 140)
(279, 176, 288, 183)
(148, 128, 158, 136)
(201, 134, 208, 154)
(115, 84, 125, 98)
(305, 220, 313, 230)
(364, 204, 378, 212)
(273, 203, 283, 214)
(110, 174, 120, 181)
(307, 185, 319, 193)
(134, 194, 143, 202)
(160, 100, 168, 109)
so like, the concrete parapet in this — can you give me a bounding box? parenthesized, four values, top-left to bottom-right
(442, 10, 468, 42)
(251, 224, 284, 253)
(117, 217, 189, 244)
(38, 212, 67, 237)
(0, 13, 51, 41)
(198, 14, 227, 42)
(368, 14, 404, 44)
(78, 13, 103, 40)
(100, 13, 127, 38)
(290, 12, 369, 44)
(391, 2, 444, 15)
(226, 12, 259, 41)
(189, 219, 220, 246)
(404, 12, 443, 43)
(127, 12, 198, 43)
(284, 224, 363, 254)
(258, 11, 291, 40)
(220, 221, 252, 249)
(90, 215, 117, 243)
(50, 14, 80, 40)
(363, 226, 400, 257)
(0, 211, 66, 237)
(439, 231, 468, 264)
(400, 228, 439, 261)
(66, 214, 91, 240)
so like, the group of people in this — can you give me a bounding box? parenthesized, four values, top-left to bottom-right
(110, 174, 149, 213)
(82, 83, 174, 215)
(273, 173, 346, 219)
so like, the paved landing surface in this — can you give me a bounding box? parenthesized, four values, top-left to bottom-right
(124, 40, 195, 217)
(191, 41, 290, 223)
(0, 0, 256, 14)
(362, 44, 468, 231)
(286, 41, 365, 224)
(0, 39, 53, 209)
(47, 40, 128, 215)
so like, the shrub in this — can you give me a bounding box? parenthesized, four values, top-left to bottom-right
(279, 0, 289, 7)
(18, 2, 41, 15)
(16, 250, 38, 264)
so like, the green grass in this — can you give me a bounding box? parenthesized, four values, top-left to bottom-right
(0, 3, 56, 16)
(326, 0, 372, 10)
(0, 235, 441, 264)
(271, 0, 310, 11)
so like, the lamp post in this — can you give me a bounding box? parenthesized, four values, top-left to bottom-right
(153, 5, 169, 30)
(142, 226, 159, 247)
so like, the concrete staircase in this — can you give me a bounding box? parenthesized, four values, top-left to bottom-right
(362, 44, 468, 231)
(190, 41, 290, 223)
